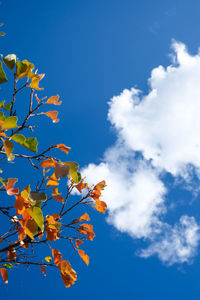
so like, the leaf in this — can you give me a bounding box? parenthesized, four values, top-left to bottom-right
(15, 195, 25, 215)
(94, 199, 107, 214)
(40, 266, 46, 276)
(0, 100, 11, 111)
(40, 158, 56, 168)
(55, 162, 69, 178)
(45, 256, 52, 263)
(77, 249, 89, 265)
(0, 32, 5, 36)
(45, 111, 59, 123)
(94, 180, 106, 191)
(53, 195, 64, 203)
(26, 206, 44, 231)
(79, 212, 90, 222)
(2, 54, 16, 70)
(8, 249, 16, 261)
(0, 61, 8, 84)
(75, 240, 83, 248)
(3, 139, 14, 161)
(29, 73, 45, 90)
(4, 263, 13, 269)
(23, 219, 38, 239)
(46, 95, 62, 105)
(29, 191, 47, 203)
(16, 60, 28, 78)
(1, 116, 18, 130)
(11, 134, 38, 153)
(1, 268, 8, 283)
(64, 162, 81, 183)
(55, 144, 71, 155)
(17, 59, 35, 79)
(52, 187, 61, 196)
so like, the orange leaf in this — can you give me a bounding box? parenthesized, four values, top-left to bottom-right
(14, 195, 25, 215)
(6, 178, 18, 190)
(40, 266, 46, 276)
(94, 199, 107, 214)
(79, 212, 90, 222)
(94, 180, 106, 191)
(79, 224, 95, 240)
(46, 95, 62, 105)
(52, 249, 62, 265)
(75, 240, 83, 248)
(77, 249, 89, 265)
(75, 181, 88, 193)
(1, 268, 8, 284)
(52, 187, 61, 196)
(55, 144, 71, 154)
(40, 158, 56, 168)
(53, 195, 64, 203)
(8, 249, 16, 261)
(45, 111, 59, 123)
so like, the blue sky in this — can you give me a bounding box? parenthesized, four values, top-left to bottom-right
(2, 0, 200, 299)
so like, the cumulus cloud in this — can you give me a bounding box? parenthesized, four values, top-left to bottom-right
(140, 216, 200, 265)
(82, 41, 200, 265)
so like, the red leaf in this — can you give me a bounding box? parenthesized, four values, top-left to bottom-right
(1, 268, 8, 284)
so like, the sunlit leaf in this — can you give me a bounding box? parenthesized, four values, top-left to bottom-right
(79, 212, 90, 222)
(52, 187, 61, 196)
(46, 95, 62, 105)
(0, 61, 8, 84)
(1, 116, 18, 130)
(44, 111, 59, 123)
(40, 266, 46, 276)
(53, 195, 64, 203)
(29, 73, 45, 90)
(27, 206, 44, 231)
(40, 158, 56, 168)
(45, 256, 52, 263)
(64, 161, 81, 183)
(11, 134, 38, 153)
(3, 139, 14, 161)
(55, 144, 70, 154)
(75, 240, 83, 248)
(4, 263, 13, 269)
(16, 60, 27, 78)
(1, 268, 8, 283)
(77, 249, 89, 265)
(2, 54, 16, 70)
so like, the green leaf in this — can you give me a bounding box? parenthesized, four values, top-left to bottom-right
(64, 162, 81, 183)
(16, 60, 27, 78)
(4, 263, 13, 269)
(4, 102, 11, 111)
(0, 101, 12, 111)
(3, 139, 14, 161)
(11, 134, 38, 153)
(0, 177, 8, 187)
(2, 54, 16, 70)
(27, 207, 44, 231)
(1, 116, 18, 130)
(0, 61, 8, 84)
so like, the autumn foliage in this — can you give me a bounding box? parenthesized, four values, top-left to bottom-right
(0, 54, 107, 287)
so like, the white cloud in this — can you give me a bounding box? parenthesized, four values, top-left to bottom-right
(82, 41, 200, 264)
(140, 216, 200, 265)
